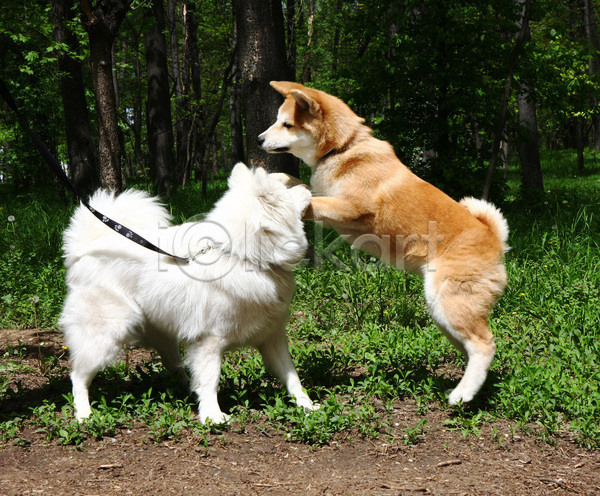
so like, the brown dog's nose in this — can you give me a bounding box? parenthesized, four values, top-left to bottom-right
(257, 135, 265, 146)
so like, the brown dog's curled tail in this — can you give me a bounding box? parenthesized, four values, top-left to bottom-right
(459, 197, 510, 252)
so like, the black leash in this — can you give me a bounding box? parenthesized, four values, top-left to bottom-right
(0, 79, 189, 264)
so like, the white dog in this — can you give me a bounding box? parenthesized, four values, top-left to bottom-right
(60, 163, 317, 423)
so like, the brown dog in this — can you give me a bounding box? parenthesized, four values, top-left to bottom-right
(258, 81, 509, 405)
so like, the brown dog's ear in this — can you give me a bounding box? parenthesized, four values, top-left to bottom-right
(270, 81, 298, 97)
(290, 89, 321, 116)
(269, 81, 321, 115)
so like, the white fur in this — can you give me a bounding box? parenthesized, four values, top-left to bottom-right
(60, 163, 317, 423)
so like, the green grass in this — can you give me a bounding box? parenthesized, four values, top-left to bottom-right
(1, 150, 599, 448)
(496, 148, 600, 447)
(0, 188, 69, 328)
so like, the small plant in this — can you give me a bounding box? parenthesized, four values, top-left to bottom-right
(444, 409, 493, 439)
(0, 417, 29, 447)
(403, 418, 427, 445)
(82, 397, 127, 440)
(29, 401, 85, 446)
(2, 340, 26, 360)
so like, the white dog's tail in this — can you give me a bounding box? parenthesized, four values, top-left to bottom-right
(63, 189, 172, 261)
(459, 197, 509, 251)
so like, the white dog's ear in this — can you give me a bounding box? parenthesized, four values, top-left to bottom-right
(289, 184, 312, 212)
(253, 166, 268, 181)
(252, 166, 270, 195)
(290, 89, 320, 116)
(229, 162, 251, 187)
(245, 167, 271, 198)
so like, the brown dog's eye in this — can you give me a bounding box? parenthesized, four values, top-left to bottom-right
(283, 122, 293, 129)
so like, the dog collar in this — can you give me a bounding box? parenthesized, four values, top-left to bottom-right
(319, 130, 358, 163)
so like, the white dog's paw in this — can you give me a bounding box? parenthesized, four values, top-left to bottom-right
(303, 402, 321, 414)
(75, 413, 91, 423)
(74, 406, 92, 422)
(199, 410, 231, 425)
(295, 396, 320, 414)
(446, 388, 474, 406)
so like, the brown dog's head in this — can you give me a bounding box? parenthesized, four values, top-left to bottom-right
(258, 81, 364, 167)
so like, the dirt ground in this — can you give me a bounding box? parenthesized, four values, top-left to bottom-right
(1, 329, 599, 496)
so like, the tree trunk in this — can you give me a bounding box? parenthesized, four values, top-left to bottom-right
(51, 0, 98, 198)
(233, 0, 298, 175)
(515, 0, 543, 195)
(89, 35, 123, 191)
(180, 1, 203, 185)
(301, 0, 315, 84)
(286, 0, 297, 78)
(80, 0, 132, 193)
(132, 29, 145, 181)
(167, 0, 185, 183)
(517, 81, 544, 193)
(144, 0, 175, 196)
(179, 2, 192, 184)
(111, 43, 120, 110)
(229, 24, 244, 168)
(500, 130, 513, 179)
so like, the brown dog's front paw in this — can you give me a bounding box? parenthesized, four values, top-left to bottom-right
(302, 201, 315, 221)
(269, 172, 306, 189)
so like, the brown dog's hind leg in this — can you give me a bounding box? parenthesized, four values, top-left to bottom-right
(424, 272, 503, 405)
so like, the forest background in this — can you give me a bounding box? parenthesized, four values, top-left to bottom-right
(1, 0, 599, 202)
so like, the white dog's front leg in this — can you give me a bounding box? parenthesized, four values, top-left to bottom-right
(71, 370, 93, 421)
(259, 333, 319, 413)
(186, 338, 229, 424)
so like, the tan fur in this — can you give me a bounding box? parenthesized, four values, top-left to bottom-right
(259, 81, 509, 405)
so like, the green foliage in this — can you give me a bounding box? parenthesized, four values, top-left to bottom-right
(0, 188, 71, 329)
(30, 401, 85, 446)
(531, 3, 600, 146)
(0, 0, 66, 189)
(0, 416, 29, 447)
(402, 418, 427, 446)
(259, 390, 387, 446)
(168, 171, 232, 222)
(1, 0, 599, 199)
(444, 409, 492, 439)
(299, 0, 523, 199)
